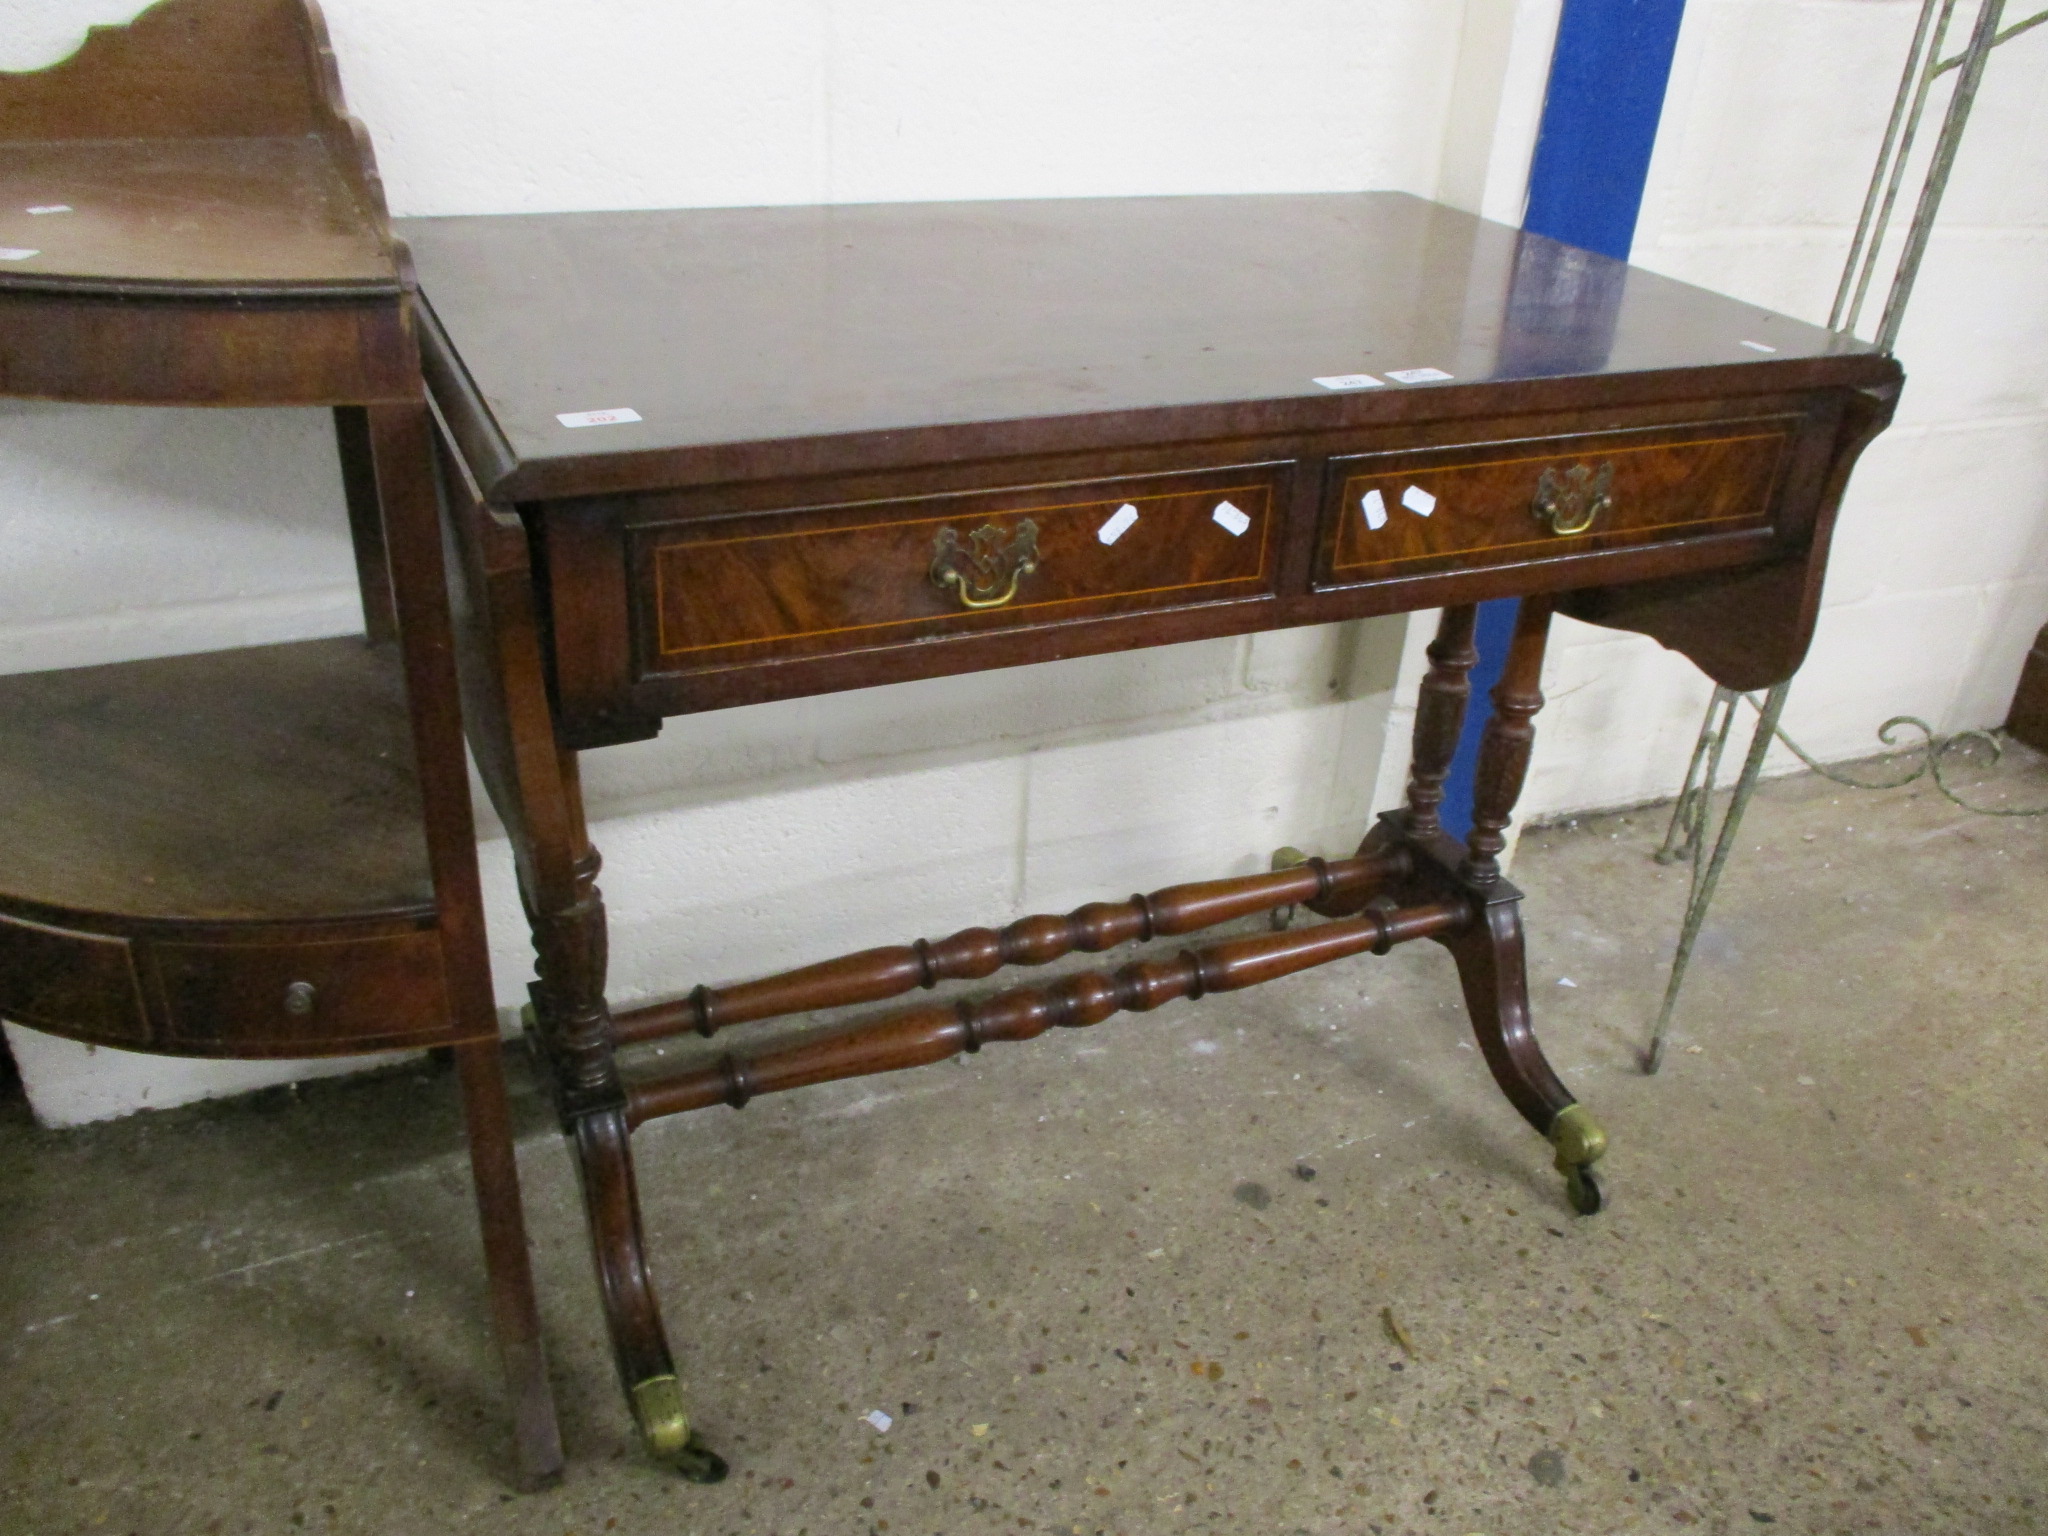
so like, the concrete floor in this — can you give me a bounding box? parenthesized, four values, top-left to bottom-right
(4, 750, 2047, 1536)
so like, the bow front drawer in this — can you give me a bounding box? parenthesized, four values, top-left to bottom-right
(1317, 418, 1797, 587)
(152, 930, 451, 1056)
(637, 463, 1284, 671)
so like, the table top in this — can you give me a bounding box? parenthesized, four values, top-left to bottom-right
(405, 191, 1877, 499)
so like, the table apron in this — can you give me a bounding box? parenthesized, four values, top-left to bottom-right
(528, 393, 1853, 744)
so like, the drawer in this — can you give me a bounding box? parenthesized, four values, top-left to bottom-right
(638, 464, 1283, 672)
(0, 911, 151, 1047)
(151, 929, 451, 1057)
(1317, 418, 1795, 587)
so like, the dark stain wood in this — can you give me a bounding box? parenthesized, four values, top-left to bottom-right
(571, 1106, 684, 1442)
(1438, 881, 1574, 1133)
(0, 915, 151, 1046)
(0, 288, 414, 405)
(151, 927, 449, 1055)
(625, 899, 1470, 1124)
(644, 465, 1280, 671)
(0, 0, 412, 405)
(418, 187, 1903, 1474)
(0, 0, 559, 1487)
(1322, 417, 1791, 582)
(334, 404, 398, 643)
(1462, 595, 1554, 886)
(0, 0, 396, 285)
(614, 847, 1408, 1046)
(0, 138, 394, 288)
(404, 196, 1890, 502)
(1557, 383, 1896, 691)
(484, 388, 1868, 741)
(0, 639, 433, 925)
(452, 1037, 565, 1492)
(1403, 604, 1481, 840)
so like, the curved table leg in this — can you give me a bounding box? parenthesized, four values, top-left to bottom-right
(524, 832, 727, 1482)
(1436, 898, 1606, 1214)
(569, 1106, 728, 1483)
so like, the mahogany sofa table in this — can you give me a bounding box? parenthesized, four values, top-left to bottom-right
(405, 191, 1899, 1479)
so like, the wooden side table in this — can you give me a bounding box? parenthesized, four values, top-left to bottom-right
(408, 191, 1900, 1479)
(0, 0, 560, 1487)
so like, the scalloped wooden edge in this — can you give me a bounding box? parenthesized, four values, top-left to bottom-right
(0, 0, 398, 274)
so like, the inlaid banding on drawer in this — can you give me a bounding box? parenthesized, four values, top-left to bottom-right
(0, 912, 150, 1046)
(1320, 420, 1794, 586)
(151, 930, 453, 1056)
(645, 466, 1283, 669)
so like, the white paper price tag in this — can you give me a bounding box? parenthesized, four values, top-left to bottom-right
(1313, 373, 1383, 391)
(1386, 367, 1453, 384)
(1361, 488, 1388, 531)
(1098, 503, 1140, 545)
(1211, 500, 1251, 536)
(1401, 485, 1437, 517)
(556, 407, 642, 429)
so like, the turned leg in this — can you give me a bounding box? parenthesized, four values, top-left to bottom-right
(1439, 597, 1608, 1213)
(1403, 604, 1482, 838)
(1310, 606, 1481, 919)
(525, 785, 727, 1483)
(1460, 597, 1550, 886)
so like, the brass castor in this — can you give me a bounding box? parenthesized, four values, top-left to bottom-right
(1548, 1103, 1609, 1217)
(632, 1375, 729, 1484)
(1563, 1163, 1604, 1216)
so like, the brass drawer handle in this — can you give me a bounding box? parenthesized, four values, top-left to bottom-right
(930, 518, 1040, 610)
(1532, 462, 1614, 536)
(283, 981, 316, 1016)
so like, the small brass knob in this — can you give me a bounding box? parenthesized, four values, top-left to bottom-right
(284, 981, 316, 1016)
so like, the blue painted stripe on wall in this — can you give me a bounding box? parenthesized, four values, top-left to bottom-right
(1439, 0, 1688, 840)
(1524, 0, 1690, 262)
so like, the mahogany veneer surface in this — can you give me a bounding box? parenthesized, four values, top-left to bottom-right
(410, 192, 1895, 744)
(406, 191, 1875, 499)
(0, 138, 395, 290)
(0, 637, 434, 925)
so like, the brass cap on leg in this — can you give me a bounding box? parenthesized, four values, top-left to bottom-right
(631, 1375, 729, 1483)
(1548, 1103, 1608, 1175)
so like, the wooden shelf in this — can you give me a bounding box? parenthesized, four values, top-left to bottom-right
(0, 137, 397, 295)
(0, 637, 434, 929)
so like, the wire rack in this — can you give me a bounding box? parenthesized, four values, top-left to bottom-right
(1643, 0, 2045, 1072)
